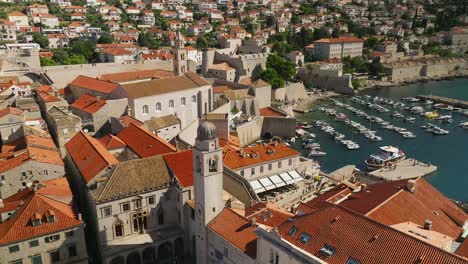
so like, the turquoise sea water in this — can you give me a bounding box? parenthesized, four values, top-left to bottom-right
(294, 78, 468, 201)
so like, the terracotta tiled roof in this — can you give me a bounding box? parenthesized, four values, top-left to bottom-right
(304, 178, 468, 240)
(223, 143, 300, 170)
(116, 123, 176, 158)
(37, 91, 61, 103)
(456, 239, 468, 259)
(69, 75, 120, 94)
(163, 150, 193, 187)
(278, 204, 468, 264)
(245, 202, 293, 229)
(96, 43, 136, 49)
(35, 85, 53, 93)
(8, 11, 27, 17)
(118, 115, 144, 127)
(0, 178, 82, 245)
(70, 93, 106, 114)
(208, 208, 257, 259)
(102, 48, 133, 56)
(314, 37, 363, 43)
(144, 114, 180, 131)
(213, 85, 230, 94)
(0, 107, 24, 119)
(65, 131, 118, 183)
(122, 72, 209, 98)
(100, 69, 174, 83)
(98, 134, 126, 150)
(259, 107, 288, 117)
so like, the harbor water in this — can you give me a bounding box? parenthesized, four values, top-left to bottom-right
(294, 78, 468, 201)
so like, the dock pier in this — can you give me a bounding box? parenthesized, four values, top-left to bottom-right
(416, 95, 468, 108)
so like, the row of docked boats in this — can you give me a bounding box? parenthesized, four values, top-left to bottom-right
(331, 100, 417, 139)
(312, 120, 361, 151)
(421, 123, 449, 135)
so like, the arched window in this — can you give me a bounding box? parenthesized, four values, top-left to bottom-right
(169, 100, 174, 108)
(180, 97, 186, 105)
(142, 105, 149, 114)
(209, 155, 219, 172)
(155, 102, 161, 111)
(114, 220, 123, 237)
(191, 95, 196, 102)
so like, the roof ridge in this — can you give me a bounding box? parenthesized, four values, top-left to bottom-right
(0, 192, 35, 244)
(364, 188, 404, 216)
(129, 123, 177, 151)
(81, 132, 117, 164)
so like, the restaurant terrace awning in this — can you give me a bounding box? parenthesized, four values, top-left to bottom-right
(249, 170, 304, 194)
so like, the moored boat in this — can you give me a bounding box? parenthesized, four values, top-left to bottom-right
(365, 146, 406, 171)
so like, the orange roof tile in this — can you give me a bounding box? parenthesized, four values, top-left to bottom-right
(278, 204, 468, 264)
(223, 143, 300, 170)
(163, 150, 193, 187)
(70, 93, 106, 114)
(259, 107, 287, 117)
(208, 208, 257, 259)
(100, 69, 174, 83)
(65, 131, 118, 183)
(245, 202, 293, 229)
(69, 75, 120, 94)
(37, 91, 61, 103)
(315, 37, 363, 43)
(116, 123, 176, 158)
(98, 134, 126, 150)
(0, 107, 24, 119)
(0, 178, 82, 245)
(102, 48, 133, 56)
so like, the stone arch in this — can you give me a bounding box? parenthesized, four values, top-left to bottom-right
(110, 256, 124, 264)
(209, 155, 219, 172)
(126, 252, 141, 264)
(113, 219, 124, 238)
(142, 247, 156, 264)
(157, 242, 173, 263)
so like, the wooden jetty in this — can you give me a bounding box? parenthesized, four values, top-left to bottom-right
(416, 95, 468, 108)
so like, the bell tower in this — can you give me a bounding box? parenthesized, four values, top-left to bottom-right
(192, 120, 224, 264)
(173, 31, 187, 76)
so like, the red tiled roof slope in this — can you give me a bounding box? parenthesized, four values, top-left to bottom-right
(163, 150, 193, 187)
(69, 75, 120, 94)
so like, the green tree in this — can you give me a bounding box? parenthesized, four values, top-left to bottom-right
(70, 40, 97, 62)
(32, 32, 49, 48)
(40, 57, 58, 66)
(266, 54, 297, 81)
(68, 54, 87, 64)
(52, 49, 70, 64)
(257, 68, 284, 89)
(364, 37, 379, 50)
(98, 33, 114, 44)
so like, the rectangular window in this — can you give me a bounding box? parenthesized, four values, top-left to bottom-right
(101, 207, 112, 217)
(65, 231, 74, 237)
(240, 170, 244, 177)
(121, 202, 130, 212)
(260, 166, 264, 173)
(224, 247, 228, 257)
(287, 226, 298, 237)
(298, 232, 311, 244)
(251, 168, 255, 175)
(278, 161, 282, 169)
(148, 196, 155, 205)
(346, 257, 361, 264)
(134, 199, 142, 209)
(43, 170, 48, 176)
(31, 255, 42, 264)
(268, 164, 272, 170)
(62, 128, 68, 134)
(288, 159, 292, 166)
(320, 244, 336, 257)
(29, 240, 39, 247)
(45, 234, 60, 243)
(68, 245, 77, 257)
(9, 244, 20, 253)
(50, 250, 60, 263)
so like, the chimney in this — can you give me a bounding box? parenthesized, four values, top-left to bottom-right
(424, 220, 432, 230)
(251, 218, 257, 227)
(406, 179, 417, 193)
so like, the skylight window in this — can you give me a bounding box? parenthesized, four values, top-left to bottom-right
(320, 244, 336, 257)
(259, 214, 267, 221)
(265, 210, 273, 217)
(287, 226, 298, 237)
(298, 232, 311, 244)
(346, 257, 361, 264)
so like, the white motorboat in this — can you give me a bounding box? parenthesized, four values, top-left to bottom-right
(365, 146, 406, 170)
(404, 117, 416, 123)
(460, 122, 468, 129)
(308, 150, 327, 157)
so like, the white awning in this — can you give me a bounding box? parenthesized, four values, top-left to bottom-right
(270, 175, 286, 187)
(259, 178, 275, 190)
(249, 180, 266, 194)
(279, 172, 295, 184)
(288, 170, 304, 183)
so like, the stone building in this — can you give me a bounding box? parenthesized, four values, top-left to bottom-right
(121, 72, 213, 128)
(0, 107, 25, 143)
(0, 178, 88, 264)
(206, 62, 237, 82)
(0, 134, 65, 198)
(144, 114, 181, 143)
(66, 76, 126, 102)
(70, 93, 128, 135)
(45, 106, 82, 157)
(313, 37, 364, 59)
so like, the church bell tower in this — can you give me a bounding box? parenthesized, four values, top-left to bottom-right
(192, 120, 224, 264)
(173, 31, 188, 76)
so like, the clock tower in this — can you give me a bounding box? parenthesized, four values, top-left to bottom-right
(193, 120, 224, 264)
